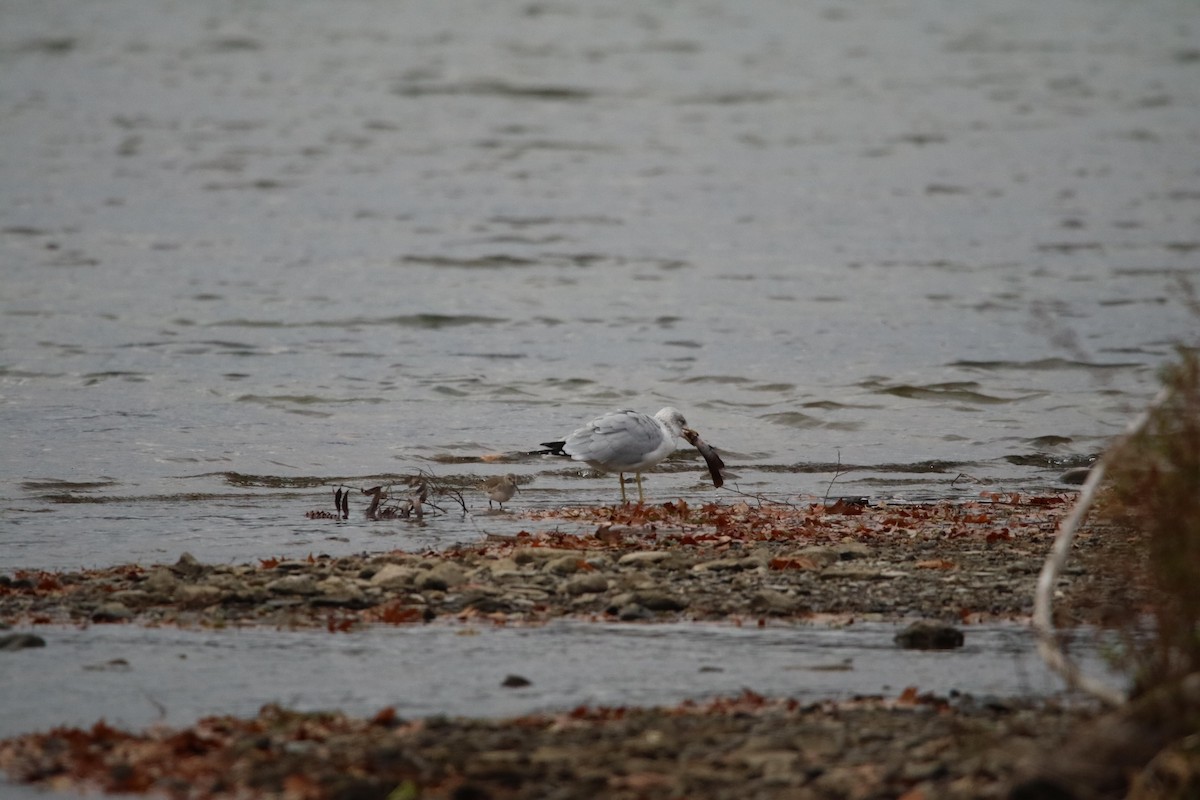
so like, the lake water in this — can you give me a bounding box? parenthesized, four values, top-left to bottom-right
(0, 6, 1190, 785)
(2, 0, 1198, 570)
(0, 621, 1117, 740)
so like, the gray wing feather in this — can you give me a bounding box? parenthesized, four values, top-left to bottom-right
(563, 410, 665, 472)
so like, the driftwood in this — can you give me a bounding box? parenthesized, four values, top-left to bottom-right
(1032, 386, 1169, 707)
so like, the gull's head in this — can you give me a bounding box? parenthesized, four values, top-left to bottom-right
(654, 406, 688, 438)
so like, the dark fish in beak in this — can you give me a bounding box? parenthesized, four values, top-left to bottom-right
(682, 427, 725, 488)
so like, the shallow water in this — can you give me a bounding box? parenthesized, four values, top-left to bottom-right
(0, 620, 1115, 741)
(3, 0, 1198, 570)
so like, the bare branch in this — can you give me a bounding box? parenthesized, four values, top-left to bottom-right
(1033, 386, 1170, 706)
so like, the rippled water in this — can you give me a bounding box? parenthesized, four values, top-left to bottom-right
(2, 0, 1197, 571)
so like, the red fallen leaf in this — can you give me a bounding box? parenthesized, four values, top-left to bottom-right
(371, 707, 398, 726)
(897, 686, 920, 704)
(1030, 495, 1067, 506)
(259, 557, 281, 569)
(376, 604, 422, 625)
(827, 498, 864, 516)
(986, 529, 1013, 543)
(36, 575, 62, 592)
(769, 556, 820, 571)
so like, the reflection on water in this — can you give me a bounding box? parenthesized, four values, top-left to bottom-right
(1, 0, 1197, 571)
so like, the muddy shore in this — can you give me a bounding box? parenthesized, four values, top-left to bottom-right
(0, 497, 1152, 799)
(0, 496, 1113, 630)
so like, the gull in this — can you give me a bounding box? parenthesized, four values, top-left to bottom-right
(541, 407, 723, 504)
(480, 473, 520, 510)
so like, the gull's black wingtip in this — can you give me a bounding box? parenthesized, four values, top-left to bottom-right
(537, 440, 568, 456)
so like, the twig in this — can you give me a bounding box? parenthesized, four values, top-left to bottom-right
(1033, 386, 1170, 707)
(823, 449, 844, 504)
(950, 472, 983, 488)
(721, 484, 802, 508)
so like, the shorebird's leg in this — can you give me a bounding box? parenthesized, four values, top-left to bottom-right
(619, 473, 627, 504)
(635, 472, 645, 504)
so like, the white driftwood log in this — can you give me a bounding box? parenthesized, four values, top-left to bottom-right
(1032, 386, 1170, 707)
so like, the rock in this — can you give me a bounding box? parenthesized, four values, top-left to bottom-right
(513, 547, 587, 565)
(894, 620, 965, 650)
(501, 674, 531, 688)
(736, 750, 800, 783)
(91, 601, 134, 622)
(142, 567, 180, 594)
(108, 589, 153, 608)
(266, 575, 320, 596)
(82, 658, 131, 672)
(616, 603, 651, 621)
(418, 562, 466, 591)
(170, 552, 208, 580)
(835, 540, 873, 560)
(820, 565, 896, 581)
(369, 564, 419, 589)
(565, 574, 609, 596)
(544, 556, 582, 576)
(272, 560, 317, 573)
(312, 576, 366, 607)
(617, 551, 676, 567)
(0, 633, 46, 651)
(693, 557, 756, 572)
(476, 557, 522, 578)
(175, 584, 224, 608)
(749, 589, 806, 616)
(462, 590, 515, 614)
(631, 591, 689, 612)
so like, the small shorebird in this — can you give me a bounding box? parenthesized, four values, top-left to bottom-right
(481, 473, 520, 510)
(541, 407, 723, 504)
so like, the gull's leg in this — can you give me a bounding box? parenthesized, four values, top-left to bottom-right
(618, 472, 627, 504)
(635, 472, 645, 504)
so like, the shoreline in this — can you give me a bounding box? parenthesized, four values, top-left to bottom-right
(1, 496, 1146, 799)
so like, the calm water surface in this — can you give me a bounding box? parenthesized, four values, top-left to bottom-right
(0, 621, 1117, 740)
